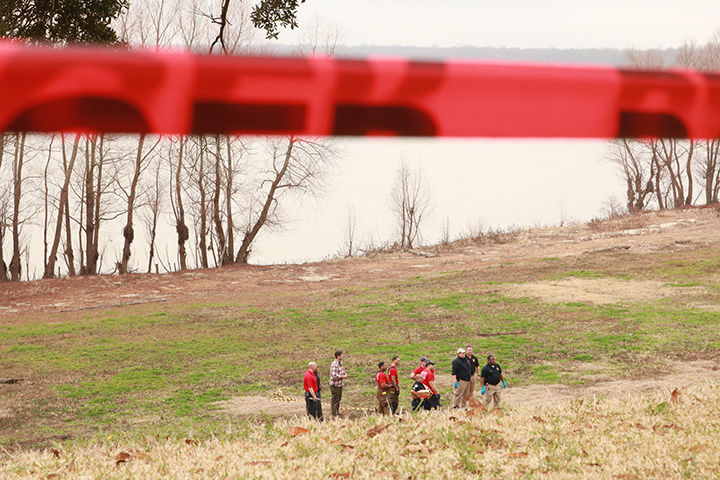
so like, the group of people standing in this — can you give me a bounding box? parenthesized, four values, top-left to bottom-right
(302, 347, 505, 420)
(451, 346, 505, 410)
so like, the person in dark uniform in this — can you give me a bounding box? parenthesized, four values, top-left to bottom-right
(466, 345, 480, 399)
(480, 354, 505, 409)
(451, 347, 472, 408)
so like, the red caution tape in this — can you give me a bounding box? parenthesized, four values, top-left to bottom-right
(1, 42, 720, 138)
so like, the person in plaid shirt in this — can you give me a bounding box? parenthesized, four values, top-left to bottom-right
(329, 350, 348, 418)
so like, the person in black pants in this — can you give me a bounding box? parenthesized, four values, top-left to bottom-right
(303, 362, 324, 420)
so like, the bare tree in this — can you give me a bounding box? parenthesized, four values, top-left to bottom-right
(609, 139, 655, 211)
(9, 133, 28, 281)
(0, 133, 8, 282)
(44, 135, 79, 278)
(698, 138, 720, 204)
(196, 137, 209, 268)
(0, 192, 9, 282)
(83, 135, 101, 275)
(693, 37, 720, 204)
(169, 137, 190, 270)
(118, 135, 161, 274)
(235, 136, 335, 263)
(441, 216, 451, 245)
(224, 137, 239, 264)
(62, 137, 77, 277)
(142, 156, 163, 273)
(610, 46, 703, 211)
(211, 135, 230, 264)
(42, 135, 55, 269)
(209, 0, 231, 53)
(390, 160, 432, 249)
(601, 196, 627, 219)
(341, 206, 357, 258)
(298, 15, 343, 56)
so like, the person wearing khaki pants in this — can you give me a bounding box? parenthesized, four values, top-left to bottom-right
(465, 346, 480, 399)
(451, 347, 473, 408)
(480, 354, 505, 409)
(484, 383, 503, 409)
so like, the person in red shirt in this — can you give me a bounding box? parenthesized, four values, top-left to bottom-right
(303, 362, 323, 420)
(387, 356, 400, 414)
(376, 361, 392, 415)
(421, 361, 440, 409)
(410, 357, 428, 382)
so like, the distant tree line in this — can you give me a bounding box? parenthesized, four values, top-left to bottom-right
(609, 36, 720, 212)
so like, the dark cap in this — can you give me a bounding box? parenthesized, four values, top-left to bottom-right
(426, 360, 435, 366)
(420, 356, 428, 363)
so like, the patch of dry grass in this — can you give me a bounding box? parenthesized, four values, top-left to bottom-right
(2, 382, 718, 479)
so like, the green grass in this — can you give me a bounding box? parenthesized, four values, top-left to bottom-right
(2, 245, 720, 449)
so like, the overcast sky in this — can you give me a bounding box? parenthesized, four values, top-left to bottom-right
(272, 1, 720, 49)
(234, 2, 720, 265)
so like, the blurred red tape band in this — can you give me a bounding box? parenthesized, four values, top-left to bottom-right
(1, 42, 720, 138)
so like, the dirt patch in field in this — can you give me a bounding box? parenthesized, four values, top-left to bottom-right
(505, 359, 720, 409)
(501, 277, 706, 304)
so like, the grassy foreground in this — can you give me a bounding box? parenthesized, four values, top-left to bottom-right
(1, 381, 718, 479)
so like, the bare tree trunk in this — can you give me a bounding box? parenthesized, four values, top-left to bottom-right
(704, 138, 720, 204)
(225, 136, 234, 263)
(120, 134, 150, 275)
(198, 138, 208, 269)
(63, 172, 76, 277)
(659, 139, 683, 207)
(210, 0, 231, 54)
(9, 133, 27, 281)
(650, 142, 665, 210)
(146, 158, 161, 274)
(0, 133, 8, 282)
(84, 135, 96, 275)
(43, 135, 54, 269)
(212, 135, 229, 265)
(236, 138, 294, 263)
(705, 139, 715, 204)
(76, 141, 86, 275)
(86, 135, 105, 274)
(685, 140, 695, 206)
(0, 207, 7, 282)
(175, 137, 189, 271)
(343, 206, 356, 257)
(616, 139, 654, 211)
(44, 134, 80, 279)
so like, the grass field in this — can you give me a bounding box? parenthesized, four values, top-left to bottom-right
(2, 381, 718, 479)
(1, 238, 720, 451)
